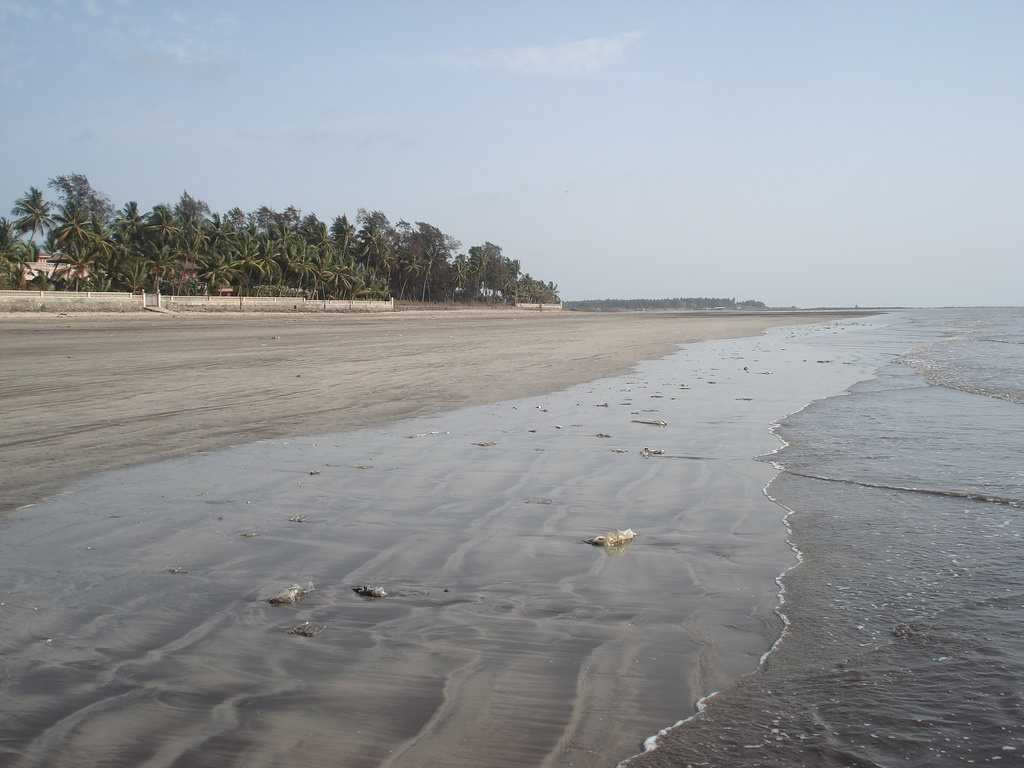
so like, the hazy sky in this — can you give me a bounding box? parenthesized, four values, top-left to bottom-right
(2, 1, 1021, 306)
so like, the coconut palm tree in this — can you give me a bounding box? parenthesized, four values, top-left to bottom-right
(320, 259, 358, 299)
(0, 217, 16, 252)
(0, 222, 34, 288)
(199, 252, 239, 295)
(118, 260, 149, 294)
(251, 237, 281, 289)
(52, 245, 95, 292)
(88, 217, 117, 279)
(51, 202, 93, 254)
(11, 187, 54, 243)
(146, 245, 178, 293)
(146, 205, 181, 247)
(5, 185, 560, 303)
(288, 246, 319, 295)
(0, 218, 17, 285)
(115, 202, 144, 250)
(174, 228, 208, 293)
(228, 232, 261, 295)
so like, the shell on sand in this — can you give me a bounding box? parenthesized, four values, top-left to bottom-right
(584, 529, 638, 547)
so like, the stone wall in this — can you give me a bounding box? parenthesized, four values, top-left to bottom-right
(163, 296, 395, 312)
(0, 290, 143, 312)
(514, 302, 564, 311)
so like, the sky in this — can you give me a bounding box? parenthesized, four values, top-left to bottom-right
(1, 1, 1021, 306)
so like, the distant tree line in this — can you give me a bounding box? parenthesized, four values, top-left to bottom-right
(0, 174, 560, 304)
(565, 297, 767, 311)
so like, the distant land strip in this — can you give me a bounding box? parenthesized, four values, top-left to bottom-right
(565, 297, 767, 311)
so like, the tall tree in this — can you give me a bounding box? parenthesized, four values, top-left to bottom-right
(4, 181, 560, 303)
(174, 191, 211, 228)
(51, 202, 93, 253)
(47, 174, 113, 223)
(11, 187, 54, 243)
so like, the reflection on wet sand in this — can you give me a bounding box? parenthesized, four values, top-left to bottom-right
(0, 323, 874, 768)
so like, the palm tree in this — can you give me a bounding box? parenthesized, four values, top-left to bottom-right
(208, 213, 237, 254)
(51, 202, 93, 254)
(146, 245, 177, 293)
(0, 217, 16, 252)
(89, 217, 117, 279)
(320, 259, 358, 299)
(289, 247, 319, 295)
(251, 237, 281, 290)
(52, 245, 95, 292)
(5, 187, 562, 304)
(400, 260, 423, 300)
(115, 202, 144, 249)
(199, 252, 239, 295)
(146, 205, 181, 247)
(1, 225, 35, 289)
(175, 228, 208, 293)
(11, 187, 54, 243)
(228, 232, 261, 295)
(0, 218, 17, 285)
(118, 260, 149, 294)
(451, 255, 470, 301)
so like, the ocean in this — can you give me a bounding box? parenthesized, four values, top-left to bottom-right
(632, 308, 1024, 767)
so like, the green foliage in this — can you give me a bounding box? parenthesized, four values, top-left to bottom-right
(2, 182, 560, 303)
(11, 187, 53, 243)
(47, 174, 114, 223)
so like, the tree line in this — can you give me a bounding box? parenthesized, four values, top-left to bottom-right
(0, 174, 560, 304)
(565, 297, 767, 311)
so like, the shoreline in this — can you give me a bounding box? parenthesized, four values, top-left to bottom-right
(621, 365, 877, 766)
(624, 309, 1024, 767)
(0, 319, 878, 766)
(0, 311, 873, 515)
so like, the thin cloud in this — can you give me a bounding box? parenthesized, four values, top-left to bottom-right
(449, 31, 642, 76)
(133, 38, 239, 81)
(0, 1, 40, 20)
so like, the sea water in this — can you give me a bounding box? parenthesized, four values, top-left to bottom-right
(633, 308, 1024, 767)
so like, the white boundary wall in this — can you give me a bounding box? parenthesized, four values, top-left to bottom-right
(0, 290, 394, 313)
(0, 290, 138, 300)
(514, 302, 563, 311)
(163, 296, 395, 312)
(0, 290, 144, 311)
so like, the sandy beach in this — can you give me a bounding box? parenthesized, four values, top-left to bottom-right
(0, 311, 853, 515)
(0, 311, 876, 767)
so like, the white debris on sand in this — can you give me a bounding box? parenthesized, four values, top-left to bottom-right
(584, 529, 638, 547)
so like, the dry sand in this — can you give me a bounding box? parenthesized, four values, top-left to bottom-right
(0, 310, 876, 768)
(0, 310, 853, 514)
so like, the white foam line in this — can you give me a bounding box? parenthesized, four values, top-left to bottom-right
(617, 394, 824, 767)
(757, 399, 817, 666)
(630, 689, 721, 760)
(618, 319, 885, 765)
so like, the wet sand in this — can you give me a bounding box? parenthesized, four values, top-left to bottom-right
(0, 317, 877, 767)
(0, 310, 854, 515)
